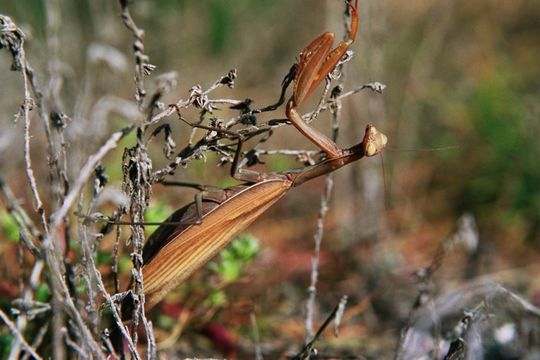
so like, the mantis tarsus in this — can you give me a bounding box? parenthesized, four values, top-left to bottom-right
(125, 0, 387, 310)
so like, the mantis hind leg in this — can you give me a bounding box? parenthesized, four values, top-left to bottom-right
(94, 191, 206, 230)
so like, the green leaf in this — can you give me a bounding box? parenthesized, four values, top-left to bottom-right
(157, 314, 175, 329)
(207, 289, 227, 307)
(211, 234, 260, 282)
(268, 154, 296, 173)
(96, 248, 112, 266)
(219, 260, 242, 282)
(0, 332, 14, 358)
(118, 254, 133, 274)
(231, 234, 260, 261)
(207, 1, 231, 54)
(0, 212, 20, 243)
(145, 202, 173, 234)
(75, 277, 86, 296)
(35, 283, 50, 302)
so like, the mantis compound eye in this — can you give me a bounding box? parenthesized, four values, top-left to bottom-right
(363, 124, 388, 157)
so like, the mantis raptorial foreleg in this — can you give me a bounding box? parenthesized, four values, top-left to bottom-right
(254, 63, 298, 113)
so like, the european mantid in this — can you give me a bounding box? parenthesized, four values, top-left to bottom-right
(122, 0, 387, 310)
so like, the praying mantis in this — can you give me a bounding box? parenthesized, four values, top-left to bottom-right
(135, 0, 387, 309)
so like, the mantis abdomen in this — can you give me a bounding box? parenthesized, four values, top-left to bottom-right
(142, 179, 291, 308)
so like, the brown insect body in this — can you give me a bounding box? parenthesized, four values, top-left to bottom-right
(141, 123, 387, 309)
(137, 0, 390, 309)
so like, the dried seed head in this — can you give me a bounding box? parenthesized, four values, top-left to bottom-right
(362, 124, 387, 157)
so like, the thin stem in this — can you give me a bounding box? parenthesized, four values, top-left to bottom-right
(48, 126, 132, 234)
(295, 295, 348, 360)
(80, 225, 141, 359)
(119, 0, 154, 109)
(20, 45, 49, 235)
(0, 309, 43, 360)
(0, 178, 41, 256)
(304, 174, 334, 341)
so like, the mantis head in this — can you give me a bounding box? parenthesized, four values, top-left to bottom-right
(363, 124, 388, 157)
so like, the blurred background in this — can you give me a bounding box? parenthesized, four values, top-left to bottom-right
(1, 0, 539, 358)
